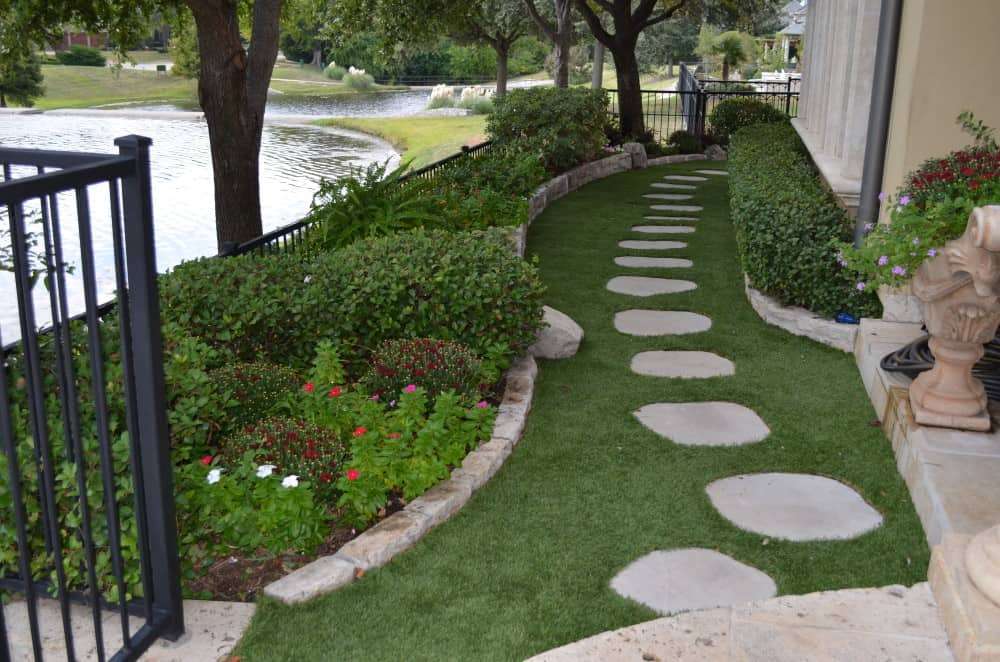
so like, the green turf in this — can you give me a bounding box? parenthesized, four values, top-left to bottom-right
(235, 161, 929, 661)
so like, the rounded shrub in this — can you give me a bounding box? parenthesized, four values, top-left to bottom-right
(209, 361, 302, 434)
(343, 68, 375, 90)
(708, 97, 788, 145)
(667, 130, 702, 154)
(324, 62, 347, 80)
(222, 417, 348, 499)
(55, 45, 106, 67)
(364, 338, 483, 400)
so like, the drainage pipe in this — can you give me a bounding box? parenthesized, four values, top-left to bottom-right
(854, 0, 904, 247)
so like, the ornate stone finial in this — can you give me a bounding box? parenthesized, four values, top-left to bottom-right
(910, 206, 1000, 431)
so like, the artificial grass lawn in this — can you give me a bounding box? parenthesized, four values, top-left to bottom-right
(317, 116, 488, 169)
(236, 161, 929, 661)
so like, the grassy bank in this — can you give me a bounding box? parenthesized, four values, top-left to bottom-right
(317, 116, 488, 168)
(235, 161, 928, 661)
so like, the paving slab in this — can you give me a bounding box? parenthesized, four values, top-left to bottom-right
(632, 225, 696, 234)
(607, 276, 696, 297)
(643, 216, 699, 222)
(614, 256, 693, 269)
(643, 193, 694, 201)
(664, 175, 708, 182)
(610, 549, 776, 615)
(631, 351, 735, 378)
(706, 473, 883, 541)
(614, 310, 711, 336)
(695, 169, 728, 176)
(634, 402, 769, 446)
(651, 182, 697, 190)
(650, 204, 703, 212)
(528, 583, 952, 662)
(617, 240, 687, 250)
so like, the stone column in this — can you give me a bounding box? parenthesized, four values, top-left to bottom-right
(842, 0, 882, 179)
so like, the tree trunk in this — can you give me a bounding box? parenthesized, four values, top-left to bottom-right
(591, 41, 604, 89)
(612, 41, 644, 138)
(310, 46, 322, 68)
(0, 92, 6, 108)
(668, 55, 674, 79)
(722, 59, 729, 81)
(187, 0, 281, 250)
(495, 43, 510, 97)
(553, 0, 572, 87)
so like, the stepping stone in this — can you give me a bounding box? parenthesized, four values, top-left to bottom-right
(650, 205, 703, 213)
(610, 549, 776, 615)
(631, 351, 735, 378)
(643, 193, 694, 201)
(695, 169, 728, 176)
(607, 276, 696, 297)
(634, 402, 768, 446)
(706, 473, 884, 541)
(617, 240, 686, 250)
(663, 175, 707, 182)
(631, 225, 695, 234)
(643, 216, 698, 222)
(651, 182, 696, 190)
(614, 256, 692, 269)
(614, 310, 710, 336)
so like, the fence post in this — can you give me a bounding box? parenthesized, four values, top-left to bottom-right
(785, 78, 793, 116)
(114, 135, 185, 640)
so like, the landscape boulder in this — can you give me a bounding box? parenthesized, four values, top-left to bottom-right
(529, 306, 583, 359)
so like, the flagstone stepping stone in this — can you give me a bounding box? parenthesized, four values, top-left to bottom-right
(607, 277, 696, 297)
(650, 205, 703, 213)
(618, 240, 686, 250)
(631, 351, 735, 378)
(631, 225, 695, 234)
(614, 310, 711, 336)
(651, 182, 696, 190)
(614, 256, 692, 269)
(706, 473, 884, 541)
(610, 549, 776, 615)
(643, 193, 694, 201)
(634, 402, 768, 446)
(663, 175, 708, 182)
(695, 169, 728, 176)
(643, 216, 698, 222)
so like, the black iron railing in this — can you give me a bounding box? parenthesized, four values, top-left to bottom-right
(1, 137, 183, 661)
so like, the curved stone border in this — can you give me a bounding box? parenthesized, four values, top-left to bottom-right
(264, 354, 538, 604)
(744, 277, 857, 353)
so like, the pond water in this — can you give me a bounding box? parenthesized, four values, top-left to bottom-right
(0, 110, 397, 341)
(119, 89, 432, 117)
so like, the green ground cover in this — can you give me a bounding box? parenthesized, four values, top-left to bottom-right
(235, 160, 928, 661)
(317, 116, 488, 168)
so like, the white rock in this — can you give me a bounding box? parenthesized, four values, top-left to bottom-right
(529, 305, 583, 359)
(704, 144, 727, 161)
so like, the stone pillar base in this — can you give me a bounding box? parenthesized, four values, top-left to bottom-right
(929, 534, 1000, 661)
(911, 399, 992, 432)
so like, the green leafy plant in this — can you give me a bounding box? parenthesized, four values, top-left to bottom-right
(667, 130, 702, 155)
(209, 361, 301, 436)
(729, 122, 879, 317)
(323, 62, 347, 80)
(708, 96, 788, 145)
(343, 68, 375, 90)
(364, 338, 483, 401)
(54, 45, 106, 67)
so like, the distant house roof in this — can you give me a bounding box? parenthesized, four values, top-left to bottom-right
(778, 21, 805, 36)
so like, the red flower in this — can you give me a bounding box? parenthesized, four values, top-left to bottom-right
(303, 382, 315, 393)
(347, 468, 360, 481)
(353, 426, 367, 437)
(200, 455, 213, 466)
(320, 472, 333, 483)
(328, 386, 342, 398)
(962, 167, 975, 177)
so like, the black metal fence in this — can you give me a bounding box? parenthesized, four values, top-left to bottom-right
(609, 64, 800, 141)
(1, 137, 183, 661)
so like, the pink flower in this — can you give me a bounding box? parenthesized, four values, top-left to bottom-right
(476, 400, 489, 409)
(370, 394, 380, 402)
(303, 382, 315, 393)
(403, 384, 417, 393)
(328, 386, 342, 398)
(200, 455, 213, 466)
(347, 468, 360, 481)
(353, 426, 367, 437)
(899, 195, 911, 206)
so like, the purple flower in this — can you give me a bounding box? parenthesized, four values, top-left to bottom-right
(836, 251, 847, 267)
(892, 265, 907, 276)
(403, 384, 417, 394)
(878, 191, 887, 202)
(856, 282, 866, 291)
(476, 400, 489, 409)
(899, 195, 911, 206)
(927, 248, 937, 257)
(864, 222, 874, 232)
(877, 255, 889, 266)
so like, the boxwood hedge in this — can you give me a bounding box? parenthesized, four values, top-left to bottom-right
(728, 123, 880, 318)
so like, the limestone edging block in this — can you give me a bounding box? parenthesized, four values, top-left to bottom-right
(744, 277, 857, 352)
(262, 355, 538, 604)
(929, 534, 1000, 662)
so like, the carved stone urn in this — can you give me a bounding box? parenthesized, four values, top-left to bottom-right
(910, 206, 1000, 431)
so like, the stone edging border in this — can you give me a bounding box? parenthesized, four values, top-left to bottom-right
(264, 147, 708, 605)
(744, 276, 857, 353)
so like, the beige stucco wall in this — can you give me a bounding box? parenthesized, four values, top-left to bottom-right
(880, 0, 1000, 221)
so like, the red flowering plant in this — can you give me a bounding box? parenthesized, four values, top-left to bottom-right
(363, 338, 484, 402)
(844, 112, 1000, 289)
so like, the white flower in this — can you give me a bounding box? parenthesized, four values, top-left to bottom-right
(303, 275, 312, 284)
(430, 84, 454, 102)
(257, 464, 276, 478)
(206, 468, 223, 485)
(281, 474, 300, 488)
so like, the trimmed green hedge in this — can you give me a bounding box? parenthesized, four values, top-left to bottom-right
(729, 123, 880, 318)
(708, 97, 788, 145)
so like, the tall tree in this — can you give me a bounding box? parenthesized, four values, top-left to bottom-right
(0, 50, 44, 108)
(635, 15, 698, 77)
(522, 0, 574, 87)
(574, 0, 687, 137)
(454, 0, 531, 96)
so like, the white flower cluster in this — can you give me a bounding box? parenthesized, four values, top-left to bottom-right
(348, 66, 366, 76)
(205, 464, 299, 488)
(459, 86, 494, 103)
(430, 84, 454, 103)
